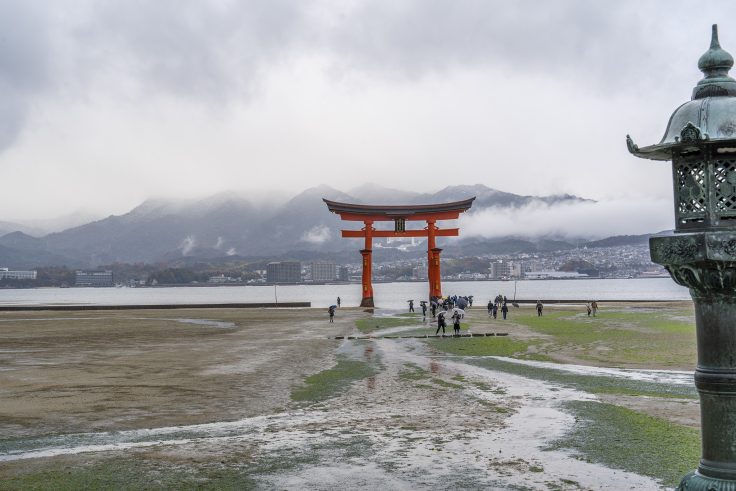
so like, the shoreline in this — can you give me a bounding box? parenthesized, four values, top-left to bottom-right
(0, 302, 311, 311)
(0, 299, 691, 311)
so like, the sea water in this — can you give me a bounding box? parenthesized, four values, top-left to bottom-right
(0, 278, 689, 309)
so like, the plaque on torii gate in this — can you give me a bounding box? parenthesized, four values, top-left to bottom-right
(323, 197, 475, 307)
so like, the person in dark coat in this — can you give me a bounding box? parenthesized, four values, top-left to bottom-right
(435, 311, 447, 335)
(328, 305, 336, 323)
(421, 302, 427, 319)
(431, 301, 437, 318)
(492, 303, 498, 319)
(501, 302, 509, 320)
(487, 300, 493, 316)
(337, 296, 341, 308)
(536, 300, 543, 317)
(408, 300, 414, 312)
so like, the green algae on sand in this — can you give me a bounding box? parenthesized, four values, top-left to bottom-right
(550, 400, 699, 488)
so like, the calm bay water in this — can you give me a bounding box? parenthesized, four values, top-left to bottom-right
(0, 278, 689, 310)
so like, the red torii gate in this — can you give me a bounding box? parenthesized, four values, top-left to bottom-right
(323, 197, 475, 307)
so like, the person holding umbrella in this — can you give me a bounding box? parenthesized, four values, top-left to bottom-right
(435, 310, 447, 336)
(328, 305, 336, 323)
(455, 296, 468, 313)
(452, 310, 462, 336)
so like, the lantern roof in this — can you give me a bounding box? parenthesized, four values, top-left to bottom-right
(628, 25, 736, 161)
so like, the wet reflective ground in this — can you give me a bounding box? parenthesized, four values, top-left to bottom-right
(0, 304, 697, 489)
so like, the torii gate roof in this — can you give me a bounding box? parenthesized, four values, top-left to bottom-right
(323, 197, 475, 219)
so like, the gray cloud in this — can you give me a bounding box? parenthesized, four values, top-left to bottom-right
(0, 0, 734, 225)
(76, 0, 308, 100)
(0, 0, 732, 153)
(0, 1, 51, 149)
(321, 1, 666, 90)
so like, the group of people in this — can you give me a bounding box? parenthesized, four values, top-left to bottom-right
(328, 293, 601, 324)
(419, 294, 472, 336)
(435, 307, 463, 336)
(487, 294, 510, 320)
(425, 295, 473, 318)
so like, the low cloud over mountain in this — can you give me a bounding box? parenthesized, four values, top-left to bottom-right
(0, 184, 666, 268)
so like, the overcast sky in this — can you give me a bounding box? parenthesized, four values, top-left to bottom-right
(1, 1, 735, 233)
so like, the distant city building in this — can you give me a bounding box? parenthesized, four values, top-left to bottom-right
(524, 271, 589, 280)
(208, 274, 239, 284)
(412, 263, 428, 280)
(489, 260, 513, 280)
(0, 268, 37, 280)
(310, 262, 336, 282)
(338, 266, 349, 282)
(266, 261, 302, 284)
(75, 270, 114, 287)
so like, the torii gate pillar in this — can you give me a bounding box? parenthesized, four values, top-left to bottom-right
(359, 249, 374, 307)
(430, 247, 443, 299)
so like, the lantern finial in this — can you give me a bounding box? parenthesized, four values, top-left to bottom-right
(694, 24, 736, 99)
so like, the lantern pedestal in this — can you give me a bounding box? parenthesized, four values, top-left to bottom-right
(651, 232, 736, 490)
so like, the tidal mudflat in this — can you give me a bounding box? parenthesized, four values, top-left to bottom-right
(0, 303, 698, 489)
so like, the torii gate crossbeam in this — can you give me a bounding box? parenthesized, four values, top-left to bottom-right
(324, 197, 475, 307)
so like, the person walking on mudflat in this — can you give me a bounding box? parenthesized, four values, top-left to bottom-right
(452, 311, 461, 336)
(492, 303, 498, 319)
(487, 299, 493, 316)
(501, 302, 509, 320)
(591, 301, 598, 317)
(337, 296, 341, 308)
(536, 300, 543, 317)
(408, 299, 414, 312)
(328, 305, 336, 323)
(435, 311, 447, 335)
(421, 301, 427, 320)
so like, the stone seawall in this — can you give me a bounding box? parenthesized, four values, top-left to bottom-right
(0, 302, 311, 312)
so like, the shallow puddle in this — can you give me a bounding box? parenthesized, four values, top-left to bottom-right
(489, 356, 692, 385)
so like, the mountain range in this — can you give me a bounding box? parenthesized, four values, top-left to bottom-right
(0, 184, 649, 269)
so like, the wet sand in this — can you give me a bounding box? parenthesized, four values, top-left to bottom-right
(0, 305, 696, 489)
